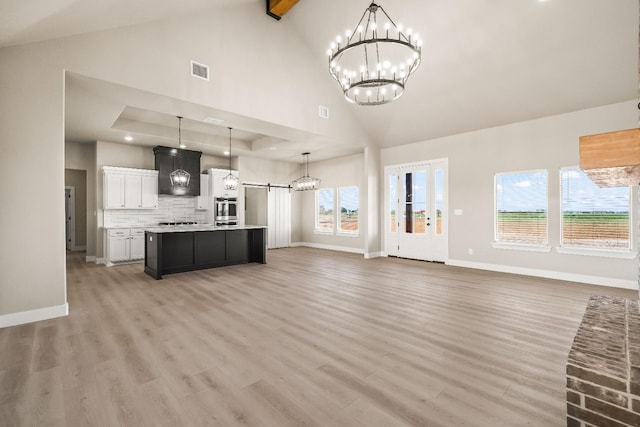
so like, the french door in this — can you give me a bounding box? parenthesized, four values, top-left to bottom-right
(385, 159, 448, 262)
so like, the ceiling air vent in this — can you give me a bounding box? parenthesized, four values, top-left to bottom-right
(319, 105, 329, 119)
(191, 60, 209, 80)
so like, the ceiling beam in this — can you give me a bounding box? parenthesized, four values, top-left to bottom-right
(579, 128, 640, 187)
(266, 0, 300, 20)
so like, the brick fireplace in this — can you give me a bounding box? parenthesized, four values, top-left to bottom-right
(566, 295, 640, 426)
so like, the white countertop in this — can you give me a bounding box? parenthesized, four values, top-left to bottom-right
(143, 224, 267, 233)
(102, 225, 152, 230)
(103, 224, 266, 233)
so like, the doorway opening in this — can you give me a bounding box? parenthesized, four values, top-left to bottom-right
(65, 186, 76, 251)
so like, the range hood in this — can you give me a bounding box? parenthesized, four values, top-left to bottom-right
(153, 146, 202, 196)
(579, 128, 640, 187)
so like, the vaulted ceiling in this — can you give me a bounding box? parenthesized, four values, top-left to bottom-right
(2, 0, 637, 161)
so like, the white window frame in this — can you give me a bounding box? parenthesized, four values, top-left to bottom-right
(336, 186, 360, 237)
(557, 166, 636, 259)
(492, 169, 551, 253)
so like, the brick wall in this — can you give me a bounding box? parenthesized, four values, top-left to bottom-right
(566, 295, 640, 426)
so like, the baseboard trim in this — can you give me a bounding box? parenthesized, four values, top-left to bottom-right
(364, 251, 384, 259)
(105, 259, 144, 267)
(291, 242, 364, 255)
(96, 258, 106, 265)
(0, 303, 69, 328)
(85, 255, 96, 263)
(71, 245, 87, 251)
(446, 259, 637, 290)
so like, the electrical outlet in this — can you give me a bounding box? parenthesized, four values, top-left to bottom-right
(468, 248, 473, 255)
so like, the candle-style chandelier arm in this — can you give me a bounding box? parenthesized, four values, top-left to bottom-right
(327, 2, 422, 106)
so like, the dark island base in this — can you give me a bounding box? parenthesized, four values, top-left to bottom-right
(144, 228, 266, 279)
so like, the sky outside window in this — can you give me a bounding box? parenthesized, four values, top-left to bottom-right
(496, 171, 547, 212)
(561, 168, 629, 213)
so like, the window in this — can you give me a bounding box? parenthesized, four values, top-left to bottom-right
(495, 170, 548, 245)
(316, 188, 334, 232)
(561, 167, 630, 250)
(338, 186, 359, 234)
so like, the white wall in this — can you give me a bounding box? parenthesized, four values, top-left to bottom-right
(364, 147, 381, 256)
(0, 51, 67, 320)
(382, 101, 638, 287)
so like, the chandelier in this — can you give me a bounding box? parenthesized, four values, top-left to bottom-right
(223, 127, 239, 191)
(169, 116, 190, 193)
(327, 2, 422, 106)
(292, 152, 321, 191)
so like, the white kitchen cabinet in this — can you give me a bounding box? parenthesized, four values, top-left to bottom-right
(104, 173, 126, 209)
(124, 174, 142, 208)
(130, 229, 146, 259)
(103, 166, 158, 209)
(141, 174, 158, 208)
(196, 174, 209, 210)
(105, 228, 146, 265)
(106, 229, 131, 262)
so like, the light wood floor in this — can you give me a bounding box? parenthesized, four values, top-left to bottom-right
(1, 248, 636, 426)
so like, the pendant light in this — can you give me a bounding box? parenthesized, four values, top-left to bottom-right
(169, 116, 190, 194)
(292, 152, 321, 191)
(223, 127, 239, 190)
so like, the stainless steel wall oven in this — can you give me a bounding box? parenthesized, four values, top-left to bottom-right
(215, 197, 238, 226)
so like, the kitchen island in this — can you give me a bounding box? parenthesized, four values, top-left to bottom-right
(144, 225, 267, 279)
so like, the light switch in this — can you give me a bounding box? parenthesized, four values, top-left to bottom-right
(454, 209, 463, 215)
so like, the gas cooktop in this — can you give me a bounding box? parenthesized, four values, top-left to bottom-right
(158, 222, 199, 226)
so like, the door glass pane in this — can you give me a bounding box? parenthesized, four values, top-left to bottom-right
(405, 173, 413, 233)
(434, 169, 443, 236)
(389, 175, 397, 232)
(412, 171, 427, 234)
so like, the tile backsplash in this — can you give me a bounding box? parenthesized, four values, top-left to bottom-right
(104, 195, 207, 227)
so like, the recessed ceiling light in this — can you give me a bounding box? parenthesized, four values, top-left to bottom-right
(180, 144, 186, 149)
(124, 136, 133, 142)
(224, 150, 230, 156)
(203, 117, 224, 125)
(269, 146, 277, 151)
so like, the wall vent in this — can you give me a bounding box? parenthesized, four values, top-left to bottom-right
(191, 61, 209, 80)
(319, 105, 329, 119)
